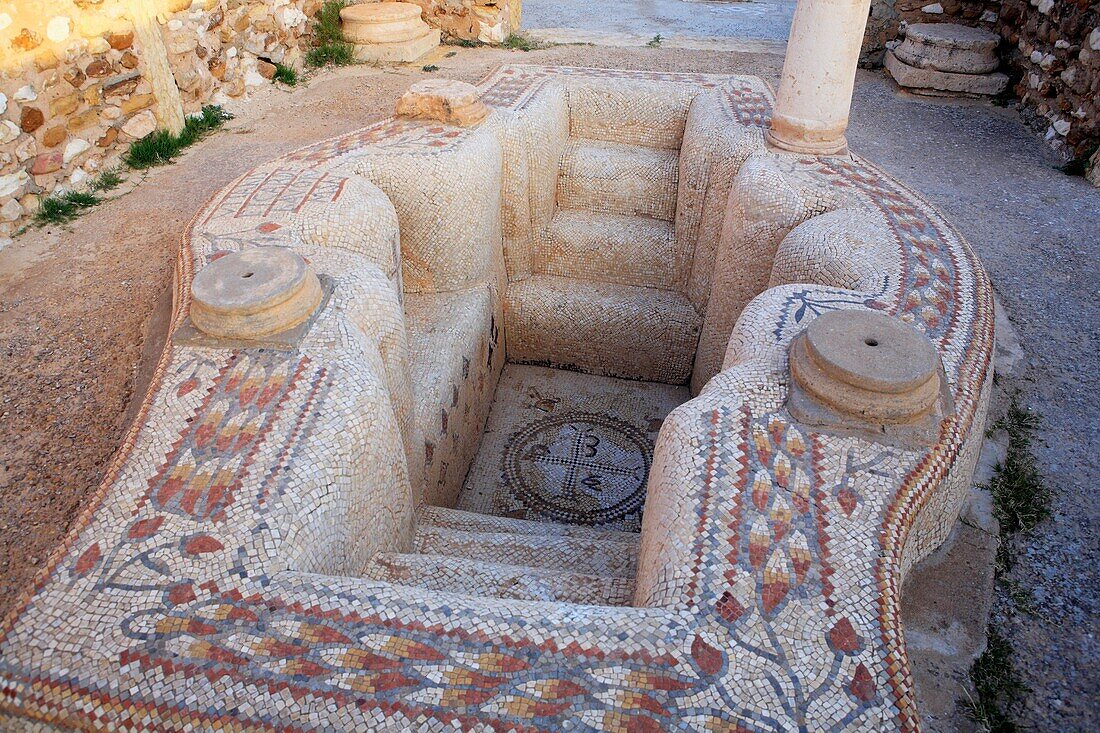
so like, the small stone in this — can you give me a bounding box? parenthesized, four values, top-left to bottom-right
(0, 93, 5, 115)
(1089, 28, 1100, 52)
(1055, 40, 1070, 50)
(87, 37, 111, 54)
(96, 127, 118, 147)
(85, 59, 113, 78)
(42, 126, 67, 148)
(120, 51, 139, 69)
(33, 49, 59, 71)
(121, 110, 157, 139)
(0, 197, 24, 222)
(1053, 119, 1070, 136)
(50, 93, 81, 117)
(0, 171, 29, 198)
(1030, 50, 1043, 63)
(13, 85, 37, 103)
(101, 106, 123, 121)
(1037, 0, 1053, 14)
(1039, 53, 1056, 71)
(0, 121, 19, 145)
(63, 138, 90, 165)
(121, 93, 155, 114)
(30, 151, 63, 175)
(69, 168, 89, 187)
(980, 10, 998, 23)
(257, 60, 277, 79)
(64, 68, 86, 88)
(108, 31, 134, 50)
(921, 3, 944, 14)
(11, 28, 42, 53)
(67, 109, 100, 132)
(208, 59, 227, 80)
(46, 16, 71, 43)
(20, 107, 45, 134)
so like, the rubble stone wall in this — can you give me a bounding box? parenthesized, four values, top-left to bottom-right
(864, 1, 1100, 166)
(0, 0, 321, 242)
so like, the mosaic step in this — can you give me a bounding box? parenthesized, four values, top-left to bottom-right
(413, 526, 639, 578)
(361, 551, 635, 605)
(557, 139, 680, 221)
(505, 274, 701, 383)
(418, 504, 642, 544)
(542, 209, 678, 290)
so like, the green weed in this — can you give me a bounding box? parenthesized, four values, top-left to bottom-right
(34, 190, 100, 225)
(502, 34, 540, 52)
(306, 0, 355, 68)
(273, 62, 299, 86)
(964, 395, 1051, 731)
(124, 105, 232, 169)
(647, 34, 663, 48)
(964, 627, 1026, 733)
(422, 64, 439, 72)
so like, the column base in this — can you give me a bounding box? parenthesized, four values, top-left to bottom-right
(764, 126, 849, 156)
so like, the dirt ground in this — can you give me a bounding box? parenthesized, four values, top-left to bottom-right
(0, 40, 1095, 731)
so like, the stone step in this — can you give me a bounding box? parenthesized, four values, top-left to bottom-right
(557, 140, 679, 222)
(505, 274, 701, 384)
(419, 505, 640, 545)
(362, 552, 634, 605)
(542, 209, 679, 290)
(413, 525, 639, 578)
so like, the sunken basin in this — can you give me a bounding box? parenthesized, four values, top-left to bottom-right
(0, 65, 993, 732)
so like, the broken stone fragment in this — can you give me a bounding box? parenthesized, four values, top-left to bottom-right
(395, 79, 490, 126)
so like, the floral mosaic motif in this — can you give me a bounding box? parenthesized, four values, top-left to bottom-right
(0, 66, 993, 732)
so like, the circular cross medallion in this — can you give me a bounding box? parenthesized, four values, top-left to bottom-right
(502, 412, 652, 525)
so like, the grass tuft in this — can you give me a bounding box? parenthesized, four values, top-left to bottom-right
(273, 62, 299, 86)
(422, 64, 439, 72)
(89, 167, 124, 193)
(444, 38, 481, 48)
(964, 627, 1026, 733)
(986, 399, 1050, 573)
(963, 395, 1051, 732)
(647, 34, 663, 48)
(124, 105, 232, 169)
(34, 190, 100, 225)
(306, 0, 355, 68)
(502, 34, 540, 52)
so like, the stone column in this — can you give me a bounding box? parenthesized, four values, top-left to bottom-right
(127, 0, 186, 136)
(766, 0, 873, 155)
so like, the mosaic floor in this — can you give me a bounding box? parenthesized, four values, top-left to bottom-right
(457, 364, 688, 532)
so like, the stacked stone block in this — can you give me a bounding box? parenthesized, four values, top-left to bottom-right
(885, 23, 1008, 95)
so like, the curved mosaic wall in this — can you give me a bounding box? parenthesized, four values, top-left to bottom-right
(0, 65, 994, 732)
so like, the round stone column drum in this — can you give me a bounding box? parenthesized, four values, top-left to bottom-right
(190, 247, 323, 340)
(340, 2, 428, 44)
(787, 309, 949, 445)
